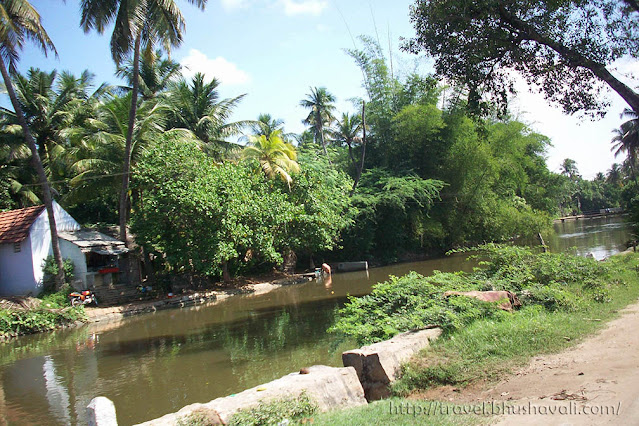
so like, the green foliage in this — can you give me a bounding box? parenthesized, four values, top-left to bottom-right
(176, 410, 222, 426)
(39, 284, 75, 309)
(391, 253, 639, 393)
(287, 149, 353, 256)
(345, 168, 445, 260)
(331, 245, 613, 345)
(42, 255, 75, 290)
(330, 271, 504, 344)
(228, 392, 318, 426)
(132, 136, 352, 279)
(132, 137, 293, 277)
(0, 302, 85, 339)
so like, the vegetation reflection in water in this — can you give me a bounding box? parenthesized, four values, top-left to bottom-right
(0, 217, 632, 425)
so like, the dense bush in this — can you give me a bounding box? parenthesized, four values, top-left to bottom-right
(330, 245, 612, 345)
(132, 138, 352, 279)
(0, 286, 85, 339)
(0, 305, 84, 339)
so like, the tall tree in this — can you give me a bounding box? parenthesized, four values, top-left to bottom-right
(64, 93, 170, 204)
(560, 158, 580, 180)
(250, 113, 296, 142)
(4, 68, 108, 185)
(0, 0, 66, 287)
(405, 0, 639, 117)
(80, 0, 208, 248)
(329, 112, 362, 168)
(300, 87, 336, 162)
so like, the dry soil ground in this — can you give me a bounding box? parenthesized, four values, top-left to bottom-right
(421, 302, 639, 425)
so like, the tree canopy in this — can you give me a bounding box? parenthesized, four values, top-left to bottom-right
(404, 0, 639, 117)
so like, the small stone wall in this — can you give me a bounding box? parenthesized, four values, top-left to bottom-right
(342, 328, 442, 401)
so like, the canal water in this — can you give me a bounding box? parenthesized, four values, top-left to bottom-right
(0, 216, 632, 425)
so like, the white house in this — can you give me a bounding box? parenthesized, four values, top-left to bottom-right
(0, 202, 128, 296)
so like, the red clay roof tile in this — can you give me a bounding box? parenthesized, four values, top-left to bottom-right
(0, 205, 45, 243)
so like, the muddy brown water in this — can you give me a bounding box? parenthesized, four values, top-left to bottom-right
(0, 216, 632, 425)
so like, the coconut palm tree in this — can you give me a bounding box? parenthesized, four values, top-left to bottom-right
(116, 49, 181, 101)
(164, 73, 252, 160)
(300, 87, 336, 161)
(0, 120, 39, 207)
(80, 0, 208, 245)
(63, 93, 171, 204)
(560, 158, 580, 180)
(3, 68, 109, 186)
(329, 112, 362, 167)
(242, 130, 300, 188)
(606, 163, 623, 187)
(611, 108, 639, 182)
(0, 0, 67, 287)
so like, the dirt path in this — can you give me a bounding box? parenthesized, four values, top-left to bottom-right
(432, 302, 639, 424)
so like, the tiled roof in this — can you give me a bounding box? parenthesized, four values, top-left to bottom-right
(0, 205, 45, 243)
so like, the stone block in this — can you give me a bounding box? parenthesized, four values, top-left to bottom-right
(87, 396, 118, 426)
(137, 365, 366, 425)
(342, 328, 442, 401)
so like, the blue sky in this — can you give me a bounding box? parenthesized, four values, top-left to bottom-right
(20, 0, 639, 179)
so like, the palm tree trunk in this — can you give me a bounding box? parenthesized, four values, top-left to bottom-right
(351, 101, 367, 195)
(319, 124, 332, 165)
(0, 57, 65, 289)
(119, 32, 142, 283)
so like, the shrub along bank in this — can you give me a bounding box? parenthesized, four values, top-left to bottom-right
(0, 286, 86, 339)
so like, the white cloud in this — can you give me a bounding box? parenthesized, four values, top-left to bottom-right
(220, 0, 249, 11)
(180, 49, 251, 86)
(279, 0, 327, 16)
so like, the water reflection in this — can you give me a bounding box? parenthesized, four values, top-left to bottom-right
(547, 215, 632, 260)
(0, 216, 632, 425)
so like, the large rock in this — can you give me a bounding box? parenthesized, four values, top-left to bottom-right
(136, 365, 366, 425)
(87, 397, 118, 426)
(342, 328, 442, 401)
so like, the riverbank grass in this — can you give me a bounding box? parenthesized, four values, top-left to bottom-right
(393, 252, 639, 393)
(325, 246, 639, 417)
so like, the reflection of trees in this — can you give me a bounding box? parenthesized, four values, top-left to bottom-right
(0, 297, 355, 425)
(0, 326, 91, 368)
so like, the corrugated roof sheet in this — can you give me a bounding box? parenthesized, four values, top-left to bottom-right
(0, 205, 45, 243)
(58, 230, 128, 254)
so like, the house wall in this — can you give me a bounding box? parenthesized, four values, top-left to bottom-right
(0, 238, 37, 296)
(28, 202, 81, 294)
(58, 239, 87, 289)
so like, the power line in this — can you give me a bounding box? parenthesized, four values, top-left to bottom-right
(18, 171, 128, 188)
